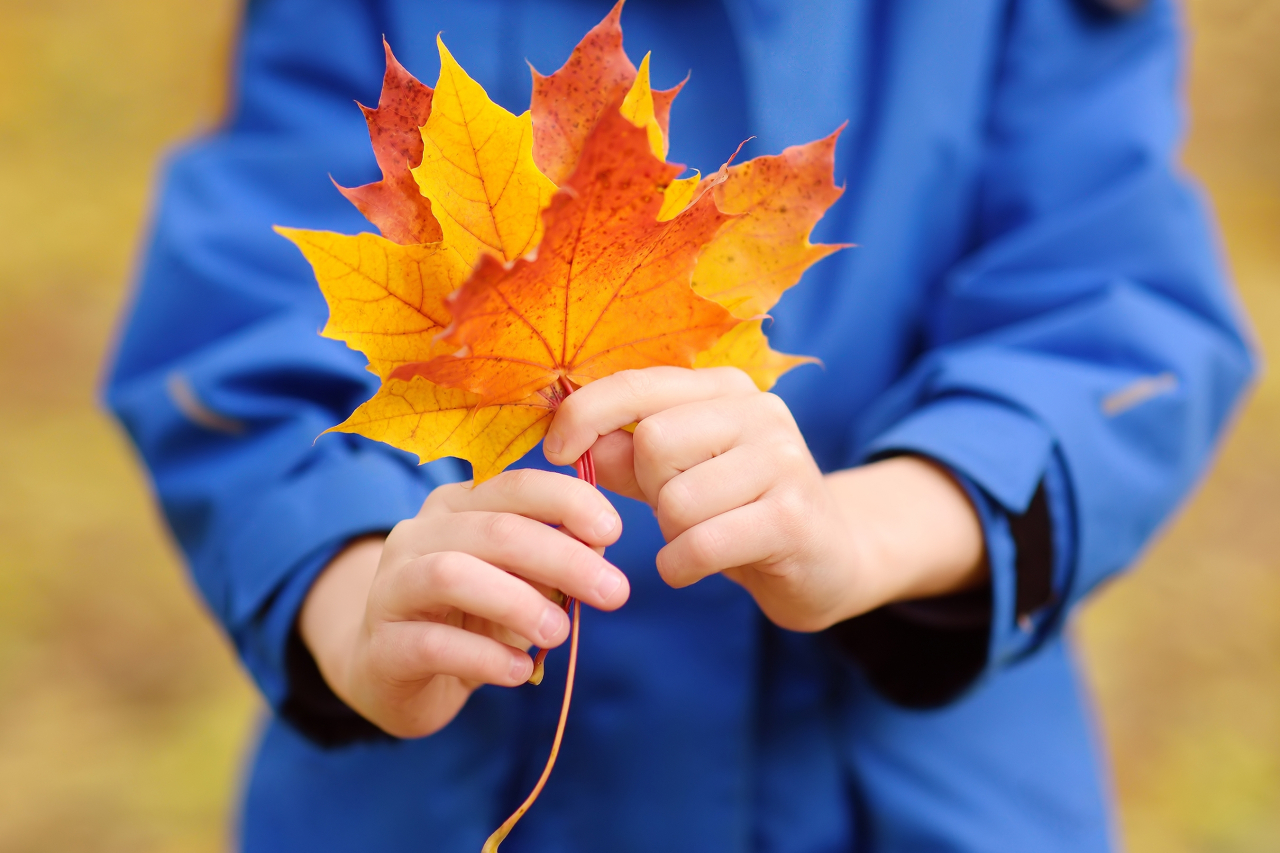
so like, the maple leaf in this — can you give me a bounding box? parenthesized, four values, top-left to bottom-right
(393, 104, 738, 408)
(525, 1, 840, 387)
(530, 0, 682, 186)
(682, 130, 847, 388)
(273, 228, 469, 378)
(333, 378, 557, 482)
(618, 51, 705, 222)
(691, 127, 848, 319)
(413, 36, 558, 268)
(334, 40, 442, 245)
(620, 53, 668, 160)
(694, 320, 819, 391)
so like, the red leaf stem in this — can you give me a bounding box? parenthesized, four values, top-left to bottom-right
(482, 379, 596, 852)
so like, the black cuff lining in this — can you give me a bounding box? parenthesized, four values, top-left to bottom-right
(827, 586, 990, 709)
(279, 624, 394, 748)
(1012, 481, 1054, 618)
(1080, 0, 1148, 17)
(828, 479, 1057, 709)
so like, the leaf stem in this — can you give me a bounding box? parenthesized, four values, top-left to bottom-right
(481, 596, 582, 853)
(483, 377, 596, 852)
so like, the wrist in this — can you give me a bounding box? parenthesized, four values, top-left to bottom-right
(299, 535, 385, 706)
(824, 456, 987, 621)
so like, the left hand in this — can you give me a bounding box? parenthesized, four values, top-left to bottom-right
(544, 367, 868, 632)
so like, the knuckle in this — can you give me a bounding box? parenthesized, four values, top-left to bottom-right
(462, 639, 509, 683)
(367, 625, 414, 681)
(480, 511, 522, 547)
(685, 525, 727, 571)
(497, 466, 541, 498)
(567, 480, 604, 521)
(419, 490, 442, 515)
(413, 627, 459, 677)
(552, 390, 582, 425)
(770, 489, 810, 538)
(772, 440, 810, 471)
(500, 598, 536, 637)
(723, 367, 757, 394)
(656, 480, 696, 531)
(559, 542, 600, 584)
(654, 548, 679, 585)
(417, 624, 467, 672)
(385, 518, 414, 550)
(419, 551, 462, 594)
(617, 368, 655, 402)
(422, 481, 461, 513)
(631, 416, 668, 461)
(758, 392, 794, 425)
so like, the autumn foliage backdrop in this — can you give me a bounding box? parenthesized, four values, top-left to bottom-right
(0, 2, 1277, 851)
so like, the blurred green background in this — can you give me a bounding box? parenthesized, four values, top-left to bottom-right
(0, 1, 1276, 850)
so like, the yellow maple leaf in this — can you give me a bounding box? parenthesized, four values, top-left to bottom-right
(694, 319, 819, 391)
(331, 378, 557, 482)
(275, 227, 470, 378)
(617, 51, 700, 222)
(619, 52, 666, 160)
(413, 36, 557, 268)
(656, 171, 701, 221)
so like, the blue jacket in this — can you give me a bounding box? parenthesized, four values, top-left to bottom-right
(105, 0, 1254, 850)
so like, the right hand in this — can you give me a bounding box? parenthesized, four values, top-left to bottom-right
(299, 469, 629, 739)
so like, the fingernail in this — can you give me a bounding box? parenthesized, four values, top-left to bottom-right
(592, 510, 619, 541)
(539, 606, 564, 644)
(543, 433, 563, 457)
(594, 569, 623, 603)
(511, 656, 532, 682)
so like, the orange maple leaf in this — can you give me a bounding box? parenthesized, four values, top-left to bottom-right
(393, 104, 738, 407)
(333, 40, 442, 245)
(528, 2, 835, 390)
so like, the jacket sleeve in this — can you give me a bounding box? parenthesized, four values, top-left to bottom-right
(830, 0, 1255, 704)
(103, 0, 467, 734)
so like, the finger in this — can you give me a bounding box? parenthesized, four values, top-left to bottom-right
(374, 619, 533, 688)
(544, 366, 756, 467)
(588, 430, 644, 502)
(656, 498, 794, 588)
(654, 445, 776, 540)
(632, 394, 792, 502)
(428, 468, 622, 547)
(425, 511, 630, 610)
(380, 551, 572, 648)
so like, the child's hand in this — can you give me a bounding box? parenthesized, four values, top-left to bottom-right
(544, 367, 986, 632)
(299, 470, 628, 739)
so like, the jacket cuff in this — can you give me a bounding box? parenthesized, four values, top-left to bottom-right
(828, 396, 1076, 706)
(222, 442, 463, 739)
(862, 394, 1053, 513)
(252, 544, 393, 746)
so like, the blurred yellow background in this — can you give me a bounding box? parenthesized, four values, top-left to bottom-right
(0, 1, 1275, 851)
